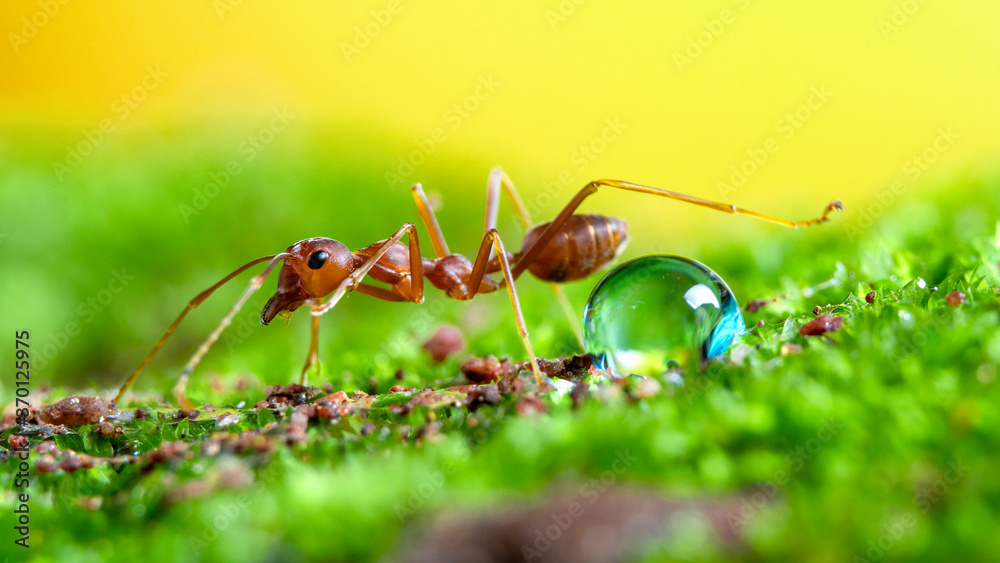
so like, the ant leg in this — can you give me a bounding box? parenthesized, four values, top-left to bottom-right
(484, 166, 533, 233)
(354, 282, 408, 301)
(511, 179, 843, 280)
(300, 301, 322, 386)
(411, 183, 450, 258)
(312, 223, 424, 318)
(299, 284, 412, 387)
(484, 167, 585, 350)
(114, 253, 285, 405)
(466, 228, 545, 387)
(171, 253, 291, 408)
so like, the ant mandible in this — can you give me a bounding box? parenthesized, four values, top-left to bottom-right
(115, 168, 841, 406)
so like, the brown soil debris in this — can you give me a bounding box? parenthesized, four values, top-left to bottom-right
(745, 298, 774, 313)
(422, 325, 466, 362)
(461, 356, 516, 384)
(535, 354, 595, 380)
(799, 315, 844, 336)
(95, 421, 124, 437)
(7, 434, 29, 450)
(266, 384, 318, 407)
(37, 396, 118, 427)
(395, 486, 750, 563)
(515, 395, 547, 416)
(465, 385, 502, 412)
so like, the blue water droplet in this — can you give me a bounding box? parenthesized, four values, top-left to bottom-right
(582, 255, 746, 378)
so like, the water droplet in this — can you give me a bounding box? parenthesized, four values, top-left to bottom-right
(582, 255, 745, 378)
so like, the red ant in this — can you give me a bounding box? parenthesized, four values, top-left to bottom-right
(115, 168, 841, 405)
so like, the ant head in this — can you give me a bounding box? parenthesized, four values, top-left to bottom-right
(260, 237, 354, 325)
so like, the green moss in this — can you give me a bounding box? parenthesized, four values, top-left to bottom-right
(1, 132, 999, 561)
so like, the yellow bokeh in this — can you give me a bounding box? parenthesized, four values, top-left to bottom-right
(2, 0, 998, 237)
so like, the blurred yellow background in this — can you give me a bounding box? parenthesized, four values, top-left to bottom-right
(4, 0, 998, 227)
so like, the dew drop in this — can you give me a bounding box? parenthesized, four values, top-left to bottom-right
(582, 255, 745, 378)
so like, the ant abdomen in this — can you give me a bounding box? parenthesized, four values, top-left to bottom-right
(520, 214, 629, 282)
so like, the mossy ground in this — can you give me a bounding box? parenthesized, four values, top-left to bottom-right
(2, 135, 999, 562)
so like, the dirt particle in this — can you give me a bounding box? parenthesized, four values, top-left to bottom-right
(745, 298, 773, 313)
(145, 441, 190, 465)
(422, 325, 465, 362)
(8, 434, 28, 450)
(266, 384, 317, 406)
(285, 407, 311, 444)
(465, 385, 502, 412)
(217, 412, 240, 428)
(59, 453, 95, 473)
(35, 455, 58, 474)
(535, 354, 595, 380)
(799, 315, 844, 336)
(34, 441, 57, 454)
(945, 291, 966, 307)
(37, 396, 118, 427)
(174, 409, 200, 421)
(95, 421, 124, 437)
(324, 391, 349, 404)
(516, 395, 547, 416)
(461, 356, 515, 384)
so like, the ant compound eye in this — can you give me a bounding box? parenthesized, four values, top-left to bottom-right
(307, 250, 329, 270)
